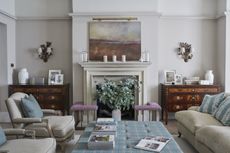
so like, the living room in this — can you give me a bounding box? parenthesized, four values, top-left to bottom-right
(0, 0, 230, 153)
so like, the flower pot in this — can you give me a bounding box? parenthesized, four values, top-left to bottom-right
(112, 109, 121, 121)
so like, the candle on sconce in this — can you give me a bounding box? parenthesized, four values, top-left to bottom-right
(180, 47, 185, 53)
(103, 55, 108, 62)
(112, 55, 117, 62)
(122, 55, 126, 62)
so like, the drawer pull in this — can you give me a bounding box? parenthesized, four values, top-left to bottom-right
(51, 96, 55, 100)
(51, 105, 55, 108)
(176, 105, 180, 109)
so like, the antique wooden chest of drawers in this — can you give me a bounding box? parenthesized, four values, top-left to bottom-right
(8, 84, 69, 115)
(160, 84, 222, 124)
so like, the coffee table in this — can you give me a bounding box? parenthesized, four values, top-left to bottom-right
(71, 121, 183, 153)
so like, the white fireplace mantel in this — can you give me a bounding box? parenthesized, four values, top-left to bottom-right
(80, 61, 151, 106)
(79, 61, 151, 68)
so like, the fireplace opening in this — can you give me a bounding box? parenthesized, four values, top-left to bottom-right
(95, 78, 137, 120)
(97, 99, 135, 120)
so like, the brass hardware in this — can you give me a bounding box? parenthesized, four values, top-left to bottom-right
(51, 105, 55, 108)
(51, 96, 55, 100)
(176, 105, 180, 109)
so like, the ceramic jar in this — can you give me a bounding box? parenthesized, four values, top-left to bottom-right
(205, 70, 214, 85)
(18, 68, 29, 84)
(112, 109, 121, 121)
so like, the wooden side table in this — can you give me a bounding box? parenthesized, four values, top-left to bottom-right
(8, 84, 70, 115)
(160, 84, 222, 124)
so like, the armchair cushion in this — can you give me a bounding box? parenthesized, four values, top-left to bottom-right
(0, 127, 6, 146)
(198, 92, 225, 115)
(21, 94, 43, 118)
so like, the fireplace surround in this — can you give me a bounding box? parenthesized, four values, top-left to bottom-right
(80, 61, 151, 120)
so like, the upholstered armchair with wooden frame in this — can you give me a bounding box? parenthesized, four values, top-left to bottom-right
(0, 128, 56, 153)
(5, 92, 75, 150)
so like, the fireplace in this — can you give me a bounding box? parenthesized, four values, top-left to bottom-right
(97, 101, 135, 120)
(80, 61, 151, 121)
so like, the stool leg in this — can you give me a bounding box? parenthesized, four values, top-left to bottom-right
(152, 110, 154, 121)
(149, 111, 151, 121)
(87, 110, 89, 124)
(156, 110, 160, 121)
(81, 110, 83, 127)
(94, 110, 96, 121)
(142, 110, 144, 121)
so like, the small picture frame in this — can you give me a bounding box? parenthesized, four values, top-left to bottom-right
(175, 74, 183, 85)
(54, 74, 64, 85)
(48, 70, 61, 85)
(164, 70, 176, 84)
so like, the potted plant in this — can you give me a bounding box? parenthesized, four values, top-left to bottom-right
(95, 76, 139, 121)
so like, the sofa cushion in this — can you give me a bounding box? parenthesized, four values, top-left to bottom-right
(43, 115, 75, 138)
(198, 92, 225, 115)
(175, 110, 222, 134)
(0, 127, 6, 146)
(21, 94, 43, 118)
(196, 126, 230, 153)
(0, 138, 56, 153)
(214, 97, 230, 126)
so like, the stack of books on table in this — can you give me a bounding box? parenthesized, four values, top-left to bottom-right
(135, 136, 171, 152)
(88, 118, 116, 150)
(96, 118, 116, 125)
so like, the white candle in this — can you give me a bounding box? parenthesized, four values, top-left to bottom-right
(145, 51, 150, 62)
(103, 55, 108, 62)
(83, 52, 88, 62)
(122, 55, 126, 62)
(112, 55, 117, 62)
(180, 47, 185, 53)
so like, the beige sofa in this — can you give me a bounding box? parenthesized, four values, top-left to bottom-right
(175, 106, 230, 153)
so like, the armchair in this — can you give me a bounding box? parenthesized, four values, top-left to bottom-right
(0, 128, 56, 153)
(5, 92, 75, 148)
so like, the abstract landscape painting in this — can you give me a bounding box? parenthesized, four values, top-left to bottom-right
(89, 22, 141, 61)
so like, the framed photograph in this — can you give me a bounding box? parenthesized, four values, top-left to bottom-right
(164, 70, 176, 84)
(175, 74, 183, 85)
(54, 74, 64, 85)
(48, 70, 61, 85)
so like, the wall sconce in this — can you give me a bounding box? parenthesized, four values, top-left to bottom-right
(177, 42, 194, 62)
(37, 42, 53, 62)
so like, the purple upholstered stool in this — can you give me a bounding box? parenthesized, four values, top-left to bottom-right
(71, 102, 98, 127)
(134, 102, 161, 121)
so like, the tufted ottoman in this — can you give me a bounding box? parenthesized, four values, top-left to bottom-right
(134, 102, 161, 121)
(70, 102, 98, 127)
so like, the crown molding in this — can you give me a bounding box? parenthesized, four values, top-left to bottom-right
(16, 16, 71, 21)
(69, 11, 161, 17)
(0, 10, 16, 20)
(160, 14, 217, 20)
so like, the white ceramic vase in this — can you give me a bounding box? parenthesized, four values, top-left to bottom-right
(112, 109, 121, 121)
(205, 70, 214, 85)
(18, 68, 29, 84)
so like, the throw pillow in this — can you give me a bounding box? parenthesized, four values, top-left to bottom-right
(198, 92, 225, 115)
(214, 97, 230, 126)
(0, 127, 6, 146)
(21, 94, 43, 118)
